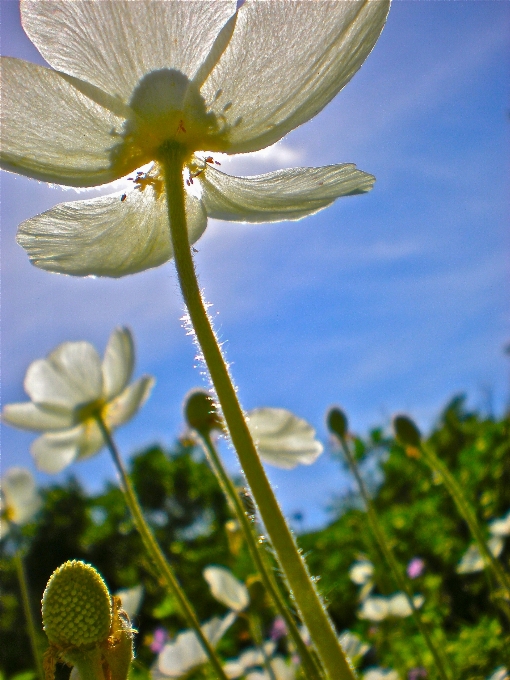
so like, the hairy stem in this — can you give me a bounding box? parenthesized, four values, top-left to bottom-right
(95, 415, 229, 680)
(161, 142, 355, 680)
(198, 430, 325, 680)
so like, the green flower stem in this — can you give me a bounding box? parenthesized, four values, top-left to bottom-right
(198, 431, 324, 680)
(64, 648, 105, 680)
(334, 435, 453, 680)
(161, 142, 354, 680)
(14, 550, 44, 680)
(420, 442, 510, 598)
(94, 416, 229, 680)
(246, 612, 278, 680)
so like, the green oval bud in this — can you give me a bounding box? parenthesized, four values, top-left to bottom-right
(393, 415, 422, 448)
(42, 560, 112, 648)
(184, 389, 223, 433)
(327, 407, 348, 439)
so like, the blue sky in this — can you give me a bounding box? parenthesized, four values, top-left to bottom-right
(1, 1, 509, 529)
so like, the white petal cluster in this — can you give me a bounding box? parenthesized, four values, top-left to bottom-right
(2, 0, 390, 278)
(363, 669, 400, 680)
(154, 612, 236, 679)
(0, 467, 42, 538)
(203, 565, 249, 613)
(2, 328, 154, 473)
(247, 407, 323, 470)
(358, 592, 424, 622)
(456, 510, 509, 575)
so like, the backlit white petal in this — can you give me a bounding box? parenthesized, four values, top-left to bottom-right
(358, 596, 389, 622)
(203, 566, 249, 612)
(349, 560, 374, 586)
(247, 408, 323, 470)
(17, 188, 207, 278)
(31, 429, 82, 473)
(456, 536, 504, 574)
(105, 376, 155, 429)
(21, 0, 237, 104)
(0, 57, 124, 187)
(116, 585, 144, 621)
(489, 511, 510, 537)
(204, 0, 390, 153)
(158, 613, 236, 677)
(24, 342, 103, 410)
(2, 468, 42, 525)
(102, 328, 135, 401)
(201, 164, 374, 223)
(2, 402, 74, 431)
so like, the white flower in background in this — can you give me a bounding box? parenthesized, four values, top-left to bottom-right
(0, 468, 42, 538)
(2, 328, 154, 474)
(487, 668, 509, 680)
(363, 669, 400, 680)
(154, 613, 236, 679)
(488, 510, 510, 537)
(339, 631, 370, 665)
(358, 592, 423, 621)
(247, 408, 323, 470)
(2, 0, 389, 278)
(349, 560, 375, 586)
(203, 565, 249, 613)
(224, 648, 294, 680)
(245, 658, 296, 680)
(456, 536, 504, 575)
(115, 584, 144, 621)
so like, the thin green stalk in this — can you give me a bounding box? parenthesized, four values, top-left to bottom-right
(420, 442, 510, 598)
(94, 416, 229, 680)
(14, 551, 44, 680)
(198, 430, 324, 680)
(247, 612, 278, 680)
(160, 141, 355, 680)
(334, 436, 453, 680)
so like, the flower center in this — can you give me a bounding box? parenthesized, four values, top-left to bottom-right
(110, 69, 227, 174)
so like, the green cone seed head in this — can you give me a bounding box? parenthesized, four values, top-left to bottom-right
(42, 560, 112, 647)
(327, 407, 348, 439)
(393, 415, 422, 448)
(184, 389, 223, 433)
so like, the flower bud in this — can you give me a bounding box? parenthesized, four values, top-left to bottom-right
(42, 561, 112, 648)
(327, 407, 348, 439)
(393, 415, 422, 448)
(184, 389, 223, 433)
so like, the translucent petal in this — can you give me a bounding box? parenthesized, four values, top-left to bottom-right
(363, 670, 399, 680)
(339, 631, 370, 662)
(31, 421, 105, 473)
(456, 536, 504, 574)
(21, 0, 237, 104)
(247, 408, 323, 470)
(358, 596, 389, 622)
(200, 164, 375, 223)
(115, 585, 144, 621)
(2, 402, 74, 431)
(2, 468, 42, 525)
(203, 566, 249, 612)
(349, 560, 374, 586)
(31, 429, 82, 473)
(24, 342, 103, 411)
(489, 510, 510, 537)
(157, 613, 236, 677)
(387, 593, 423, 618)
(17, 188, 207, 278)
(0, 57, 125, 187)
(204, 0, 390, 153)
(102, 327, 135, 401)
(105, 376, 155, 429)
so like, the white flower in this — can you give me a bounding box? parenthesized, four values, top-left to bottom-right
(2, 328, 154, 473)
(154, 612, 236, 678)
(247, 407, 323, 469)
(456, 535, 504, 574)
(487, 668, 509, 680)
(0, 467, 42, 538)
(115, 584, 144, 621)
(488, 510, 510, 537)
(339, 630, 370, 664)
(349, 560, 374, 586)
(363, 668, 400, 680)
(2, 1, 389, 278)
(203, 565, 249, 613)
(358, 592, 423, 621)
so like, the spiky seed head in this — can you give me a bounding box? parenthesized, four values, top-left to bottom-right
(42, 560, 112, 647)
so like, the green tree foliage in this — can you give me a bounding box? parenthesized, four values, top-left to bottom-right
(2, 398, 509, 679)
